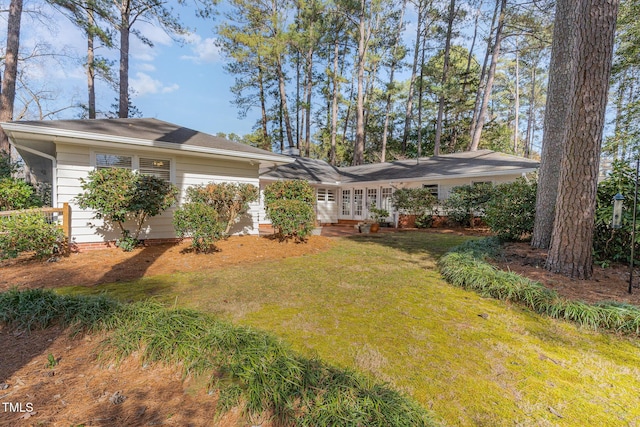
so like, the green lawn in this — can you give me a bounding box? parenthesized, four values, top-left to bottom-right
(59, 232, 640, 426)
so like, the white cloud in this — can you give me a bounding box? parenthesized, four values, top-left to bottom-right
(138, 63, 157, 72)
(130, 72, 179, 96)
(180, 33, 220, 64)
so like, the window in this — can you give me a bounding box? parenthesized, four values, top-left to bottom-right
(317, 188, 327, 202)
(96, 154, 132, 169)
(342, 190, 351, 216)
(317, 188, 336, 203)
(423, 184, 439, 199)
(140, 157, 171, 181)
(367, 188, 378, 209)
(354, 189, 363, 216)
(381, 187, 393, 211)
(95, 152, 172, 182)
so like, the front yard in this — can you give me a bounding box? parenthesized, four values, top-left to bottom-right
(3, 231, 640, 425)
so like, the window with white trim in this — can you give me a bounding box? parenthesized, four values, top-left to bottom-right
(342, 190, 351, 215)
(381, 187, 393, 211)
(140, 157, 171, 181)
(317, 188, 327, 202)
(96, 154, 132, 169)
(354, 189, 363, 216)
(422, 184, 439, 199)
(317, 188, 336, 202)
(367, 188, 378, 209)
(95, 152, 172, 182)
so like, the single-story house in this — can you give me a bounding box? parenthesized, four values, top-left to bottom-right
(3, 118, 539, 246)
(260, 148, 539, 226)
(1, 118, 293, 247)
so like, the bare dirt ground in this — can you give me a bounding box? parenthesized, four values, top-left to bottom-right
(1, 228, 637, 426)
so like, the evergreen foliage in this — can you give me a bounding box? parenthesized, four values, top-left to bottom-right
(76, 168, 178, 250)
(444, 183, 496, 226)
(484, 177, 537, 241)
(0, 212, 64, 259)
(263, 180, 315, 241)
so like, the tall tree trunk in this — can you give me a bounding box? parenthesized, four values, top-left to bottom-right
(469, 0, 499, 139)
(524, 66, 536, 158)
(118, 4, 130, 119)
(402, 0, 424, 155)
(380, 0, 406, 163)
(0, 0, 23, 154)
(258, 61, 270, 150)
(353, 0, 367, 165)
(468, 0, 506, 151)
(304, 47, 312, 157)
(545, 0, 619, 279)
(87, 7, 96, 119)
(531, 0, 577, 249)
(513, 38, 519, 153)
(434, 0, 456, 156)
(276, 59, 295, 148)
(330, 35, 340, 165)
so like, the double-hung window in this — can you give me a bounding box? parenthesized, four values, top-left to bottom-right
(95, 152, 172, 182)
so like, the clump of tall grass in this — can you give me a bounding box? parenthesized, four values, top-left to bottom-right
(438, 238, 640, 335)
(0, 287, 121, 333)
(0, 289, 436, 426)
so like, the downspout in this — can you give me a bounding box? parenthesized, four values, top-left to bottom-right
(10, 141, 57, 207)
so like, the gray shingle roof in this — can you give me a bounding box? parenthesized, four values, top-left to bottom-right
(6, 118, 284, 159)
(260, 156, 342, 184)
(261, 150, 539, 184)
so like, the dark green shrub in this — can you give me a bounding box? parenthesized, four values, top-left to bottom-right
(484, 178, 537, 241)
(0, 150, 18, 179)
(0, 177, 42, 211)
(180, 182, 258, 235)
(263, 179, 315, 206)
(266, 199, 314, 241)
(444, 183, 496, 226)
(174, 201, 225, 252)
(264, 180, 315, 241)
(593, 160, 638, 263)
(76, 168, 178, 250)
(390, 188, 437, 218)
(0, 211, 64, 259)
(415, 213, 433, 228)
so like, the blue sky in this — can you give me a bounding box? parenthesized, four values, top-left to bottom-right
(13, 1, 259, 136)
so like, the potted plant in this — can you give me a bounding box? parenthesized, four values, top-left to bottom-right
(368, 207, 390, 232)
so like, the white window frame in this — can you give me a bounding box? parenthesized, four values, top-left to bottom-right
(381, 187, 393, 212)
(92, 151, 175, 183)
(422, 184, 439, 199)
(342, 189, 351, 216)
(354, 189, 364, 216)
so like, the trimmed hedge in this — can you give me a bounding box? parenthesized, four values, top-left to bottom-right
(438, 238, 640, 335)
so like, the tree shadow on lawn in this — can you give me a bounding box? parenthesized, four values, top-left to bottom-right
(344, 229, 477, 262)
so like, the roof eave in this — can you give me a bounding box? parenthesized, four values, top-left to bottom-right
(1, 122, 294, 166)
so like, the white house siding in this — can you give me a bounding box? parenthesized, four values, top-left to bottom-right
(337, 173, 527, 222)
(56, 144, 262, 244)
(257, 183, 339, 226)
(174, 155, 261, 235)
